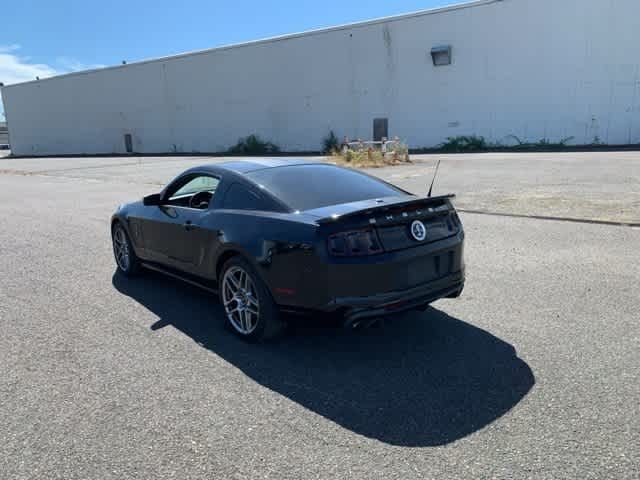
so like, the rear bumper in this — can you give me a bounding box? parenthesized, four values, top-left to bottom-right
(269, 230, 465, 314)
(327, 270, 465, 322)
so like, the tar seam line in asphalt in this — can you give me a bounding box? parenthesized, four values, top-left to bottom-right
(458, 209, 640, 228)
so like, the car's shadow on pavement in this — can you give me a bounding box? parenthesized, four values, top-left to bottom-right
(113, 270, 535, 447)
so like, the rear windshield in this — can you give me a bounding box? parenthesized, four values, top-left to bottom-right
(247, 164, 406, 211)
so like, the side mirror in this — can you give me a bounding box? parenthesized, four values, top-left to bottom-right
(143, 193, 161, 206)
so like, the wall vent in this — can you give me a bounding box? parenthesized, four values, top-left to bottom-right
(431, 45, 452, 66)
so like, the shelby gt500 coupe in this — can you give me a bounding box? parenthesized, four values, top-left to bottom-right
(111, 159, 465, 340)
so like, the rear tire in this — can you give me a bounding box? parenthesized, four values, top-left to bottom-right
(112, 222, 141, 277)
(219, 257, 284, 342)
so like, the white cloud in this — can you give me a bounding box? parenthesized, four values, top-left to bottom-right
(0, 45, 105, 120)
(0, 45, 59, 86)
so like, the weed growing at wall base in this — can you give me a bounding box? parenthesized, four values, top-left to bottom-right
(439, 136, 490, 152)
(322, 131, 340, 154)
(505, 135, 576, 149)
(228, 135, 281, 155)
(426, 135, 582, 153)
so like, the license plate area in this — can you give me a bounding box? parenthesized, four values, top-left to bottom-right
(406, 251, 454, 286)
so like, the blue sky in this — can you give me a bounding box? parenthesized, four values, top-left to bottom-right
(1, 0, 458, 120)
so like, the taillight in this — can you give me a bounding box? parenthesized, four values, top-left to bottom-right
(327, 229, 384, 257)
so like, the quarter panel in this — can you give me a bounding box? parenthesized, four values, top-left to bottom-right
(209, 211, 324, 306)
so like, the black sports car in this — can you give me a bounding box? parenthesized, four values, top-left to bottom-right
(111, 159, 465, 340)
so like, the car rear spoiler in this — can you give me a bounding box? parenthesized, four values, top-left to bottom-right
(315, 194, 456, 225)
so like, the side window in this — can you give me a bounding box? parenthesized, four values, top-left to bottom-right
(164, 174, 220, 209)
(171, 175, 219, 199)
(223, 183, 269, 211)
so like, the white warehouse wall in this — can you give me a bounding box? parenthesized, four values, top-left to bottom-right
(2, 0, 640, 156)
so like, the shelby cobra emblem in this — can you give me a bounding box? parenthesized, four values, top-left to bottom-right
(410, 220, 427, 241)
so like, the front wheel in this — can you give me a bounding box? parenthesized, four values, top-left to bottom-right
(112, 223, 141, 276)
(219, 257, 284, 342)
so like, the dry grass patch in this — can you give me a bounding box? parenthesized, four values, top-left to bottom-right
(328, 142, 411, 168)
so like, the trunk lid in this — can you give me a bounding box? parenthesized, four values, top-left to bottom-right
(307, 194, 461, 252)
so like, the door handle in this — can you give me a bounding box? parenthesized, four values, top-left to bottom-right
(184, 221, 194, 231)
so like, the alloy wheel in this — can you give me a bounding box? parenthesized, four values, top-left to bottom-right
(113, 226, 131, 271)
(222, 266, 260, 335)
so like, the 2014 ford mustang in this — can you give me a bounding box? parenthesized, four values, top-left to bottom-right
(111, 159, 465, 341)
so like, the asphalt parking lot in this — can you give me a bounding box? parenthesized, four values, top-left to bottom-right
(1, 152, 638, 479)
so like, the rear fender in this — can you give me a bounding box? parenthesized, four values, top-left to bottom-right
(211, 212, 320, 303)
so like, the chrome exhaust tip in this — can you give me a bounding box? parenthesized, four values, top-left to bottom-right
(343, 317, 381, 330)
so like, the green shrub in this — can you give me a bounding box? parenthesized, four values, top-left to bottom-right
(345, 149, 354, 163)
(228, 134, 281, 155)
(322, 130, 340, 154)
(440, 135, 488, 152)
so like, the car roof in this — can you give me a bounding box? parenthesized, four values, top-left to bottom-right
(169, 159, 330, 191)
(207, 158, 322, 174)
